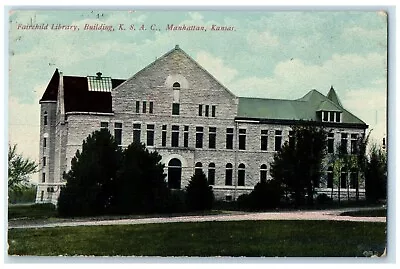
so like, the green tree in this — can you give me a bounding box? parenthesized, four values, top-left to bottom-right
(113, 142, 169, 214)
(58, 129, 122, 217)
(365, 144, 387, 202)
(330, 131, 370, 203)
(8, 144, 38, 194)
(185, 171, 214, 211)
(270, 124, 327, 206)
(8, 184, 37, 204)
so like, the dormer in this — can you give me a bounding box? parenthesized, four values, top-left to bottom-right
(317, 100, 342, 123)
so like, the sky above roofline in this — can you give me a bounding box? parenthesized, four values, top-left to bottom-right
(8, 10, 387, 183)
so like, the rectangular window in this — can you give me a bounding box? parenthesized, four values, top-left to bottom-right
(40, 190, 44, 201)
(341, 133, 348, 154)
(350, 172, 358, 189)
(328, 132, 334, 153)
(208, 168, 215, 185)
(209, 127, 216, 149)
(44, 114, 48, 126)
(226, 128, 234, 149)
(327, 171, 333, 188)
(323, 111, 328, 121)
(196, 127, 203, 148)
(146, 124, 155, 146)
(42, 173, 46, 183)
(261, 130, 268, 151)
(341, 172, 347, 188)
(288, 131, 295, 148)
(211, 105, 216, 117)
(43, 157, 46, 167)
(43, 138, 47, 148)
(100, 122, 109, 129)
(351, 134, 358, 154)
(205, 105, 209, 117)
(275, 130, 282, 151)
(171, 125, 179, 147)
(162, 125, 167, 147)
(335, 112, 341, 123)
(329, 112, 335, 122)
(198, 104, 203, 116)
(133, 123, 141, 145)
(239, 129, 246, 150)
(142, 101, 147, 113)
(149, 101, 154, 114)
(114, 123, 122, 146)
(135, 101, 140, 113)
(184, 126, 189, 147)
(172, 103, 180, 115)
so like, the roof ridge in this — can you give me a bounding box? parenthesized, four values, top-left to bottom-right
(239, 96, 302, 102)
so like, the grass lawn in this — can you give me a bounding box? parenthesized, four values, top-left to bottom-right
(8, 220, 386, 257)
(340, 208, 387, 217)
(8, 203, 57, 220)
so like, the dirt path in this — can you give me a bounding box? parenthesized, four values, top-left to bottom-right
(8, 207, 386, 229)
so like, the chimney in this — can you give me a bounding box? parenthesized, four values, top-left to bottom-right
(57, 71, 65, 124)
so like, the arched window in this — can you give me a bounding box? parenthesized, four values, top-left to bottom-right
(327, 166, 334, 188)
(260, 164, 267, 183)
(172, 82, 180, 115)
(168, 158, 182, 189)
(238, 163, 245, 186)
(44, 111, 48, 126)
(225, 163, 233, 186)
(195, 162, 203, 176)
(208, 163, 215, 185)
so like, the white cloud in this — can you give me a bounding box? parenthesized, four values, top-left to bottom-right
(231, 52, 386, 98)
(341, 26, 387, 43)
(247, 30, 279, 50)
(195, 51, 238, 86)
(188, 12, 204, 22)
(341, 88, 387, 142)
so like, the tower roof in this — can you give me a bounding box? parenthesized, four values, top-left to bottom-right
(326, 86, 343, 107)
(40, 68, 125, 113)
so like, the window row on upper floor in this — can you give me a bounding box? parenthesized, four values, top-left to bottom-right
(99, 122, 361, 154)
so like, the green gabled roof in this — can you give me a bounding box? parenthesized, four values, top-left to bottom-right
(237, 97, 313, 121)
(327, 86, 343, 107)
(237, 89, 366, 125)
(317, 100, 342, 112)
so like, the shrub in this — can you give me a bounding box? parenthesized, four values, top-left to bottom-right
(58, 129, 122, 217)
(164, 189, 188, 213)
(316, 193, 333, 205)
(111, 142, 169, 214)
(238, 180, 283, 210)
(185, 171, 214, 211)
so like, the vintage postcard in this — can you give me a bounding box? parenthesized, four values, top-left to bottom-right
(7, 9, 388, 259)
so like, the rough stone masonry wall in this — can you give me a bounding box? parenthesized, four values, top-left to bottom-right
(36, 102, 57, 204)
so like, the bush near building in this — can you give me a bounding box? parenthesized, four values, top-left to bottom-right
(59, 129, 212, 217)
(185, 171, 214, 211)
(238, 180, 283, 210)
(112, 142, 169, 214)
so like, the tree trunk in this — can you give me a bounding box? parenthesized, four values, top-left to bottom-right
(356, 172, 359, 201)
(347, 173, 350, 201)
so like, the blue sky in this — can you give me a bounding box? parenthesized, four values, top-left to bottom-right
(8, 10, 387, 182)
